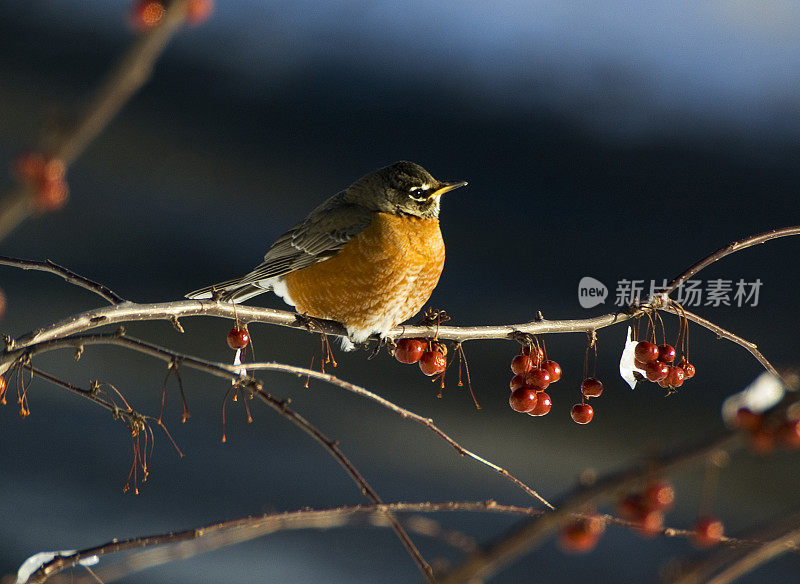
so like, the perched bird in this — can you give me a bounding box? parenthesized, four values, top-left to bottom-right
(187, 161, 466, 349)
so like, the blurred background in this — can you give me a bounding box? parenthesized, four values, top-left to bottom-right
(2, 1, 800, 582)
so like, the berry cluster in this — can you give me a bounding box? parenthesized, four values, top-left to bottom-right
(634, 341, 695, 389)
(394, 338, 448, 377)
(558, 515, 605, 553)
(734, 407, 800, 455)
(617, 479, 675, 537)
(507, 345, 560, 417)
(13, 152, 69, 212)
(130, 0, 213, 31)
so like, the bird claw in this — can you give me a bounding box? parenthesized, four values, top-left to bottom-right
(367, 336, 392, 360)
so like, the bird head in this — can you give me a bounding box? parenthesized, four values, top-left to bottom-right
(348, 161, 467, 218)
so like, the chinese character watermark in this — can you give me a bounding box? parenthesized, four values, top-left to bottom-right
(579, 278, 763, 308)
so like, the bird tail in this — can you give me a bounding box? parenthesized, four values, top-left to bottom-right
(186, 277, 268, 303)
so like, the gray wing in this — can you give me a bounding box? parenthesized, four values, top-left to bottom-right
(186, 192, 373, 300)
(237, 192, 373, 284)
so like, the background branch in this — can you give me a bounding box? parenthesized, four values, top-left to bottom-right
(0, 0, 191, 241)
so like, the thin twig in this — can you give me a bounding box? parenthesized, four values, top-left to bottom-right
(19, 500, 800, 584)
(664, 509, 800, 584)
(662, 226, 800, 297)
(0, 256, 126, 304)
(438, 432, 744, 584)
(1, 332, 553, 508)
(666, 305, 779, 378)
(4, 333, 433, 581)
(239, 362, 553, 509)
(20, 502, 537, 584)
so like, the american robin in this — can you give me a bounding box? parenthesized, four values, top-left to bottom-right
(187, 161, 466, 349)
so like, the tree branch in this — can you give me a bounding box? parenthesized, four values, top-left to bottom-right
(0, 0, 192, 241)
(1, 331, 553, 508)
(662, 226, 800, 297)
(664, 509, 800, 584)
(438, 432, 744, 584)
(0, 256, 126, 304)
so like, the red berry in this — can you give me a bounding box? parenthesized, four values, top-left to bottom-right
(680, 361, 696, 379)
(692, 517, 724, 547)
(522, 345, 544, 366)
(0, 376, 6, 403)
(634, 341, 659, 364)
(130, 0, 165, 30)
(510, 354, 534, 375)
(524, 368, 551, 391)
(528, 392, 552, 416)
(185, 0, 214, 24)
(571, 403, 594, 424)
(665, 366, 685, 387)
(558, 516, 604, 553)
(34, 180, 69, 211)
(779, 419, 800, 449)
(541, 360, 561, 382)
(734, 407, 763, 431)
(419, 348, 447, 376)
(644, 360, 669, 382)
(657, 344, 676, 363)
(226, 326, 249, 349)
(509, 374, 526, 391)
(509, 388, 538, 413)
(643, 480, 675, 511)
(580, 377, 603, 398)
(394, 338, 426, 364)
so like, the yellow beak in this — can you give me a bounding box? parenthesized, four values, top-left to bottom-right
(430, 180, 468, 199)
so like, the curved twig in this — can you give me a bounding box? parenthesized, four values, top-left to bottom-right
(668, 305, 779, 377)
(663, 226, 800, 297)
(0, 256, 125, 304)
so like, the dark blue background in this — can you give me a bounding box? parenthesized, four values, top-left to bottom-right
(2, 2, 799, 582)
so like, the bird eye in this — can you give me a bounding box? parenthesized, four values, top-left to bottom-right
(408, 184, 431, 201)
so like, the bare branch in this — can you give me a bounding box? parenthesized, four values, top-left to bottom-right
(0, 256, 126, 304)
(5, 334, 439, 581)
(20, 502, 538, 584)
(668, 305, 779, 377)
(438, 432, 744, 584)
(663, 226, 800, 297)
(239, 362, 554, 509)
(3, 297, 636, 354)
(664, 509, 800, 584)
(1, 332, 553, 508)
(20, 500, 800, 584)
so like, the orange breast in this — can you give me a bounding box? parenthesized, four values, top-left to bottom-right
(284, 212, 445, 338)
